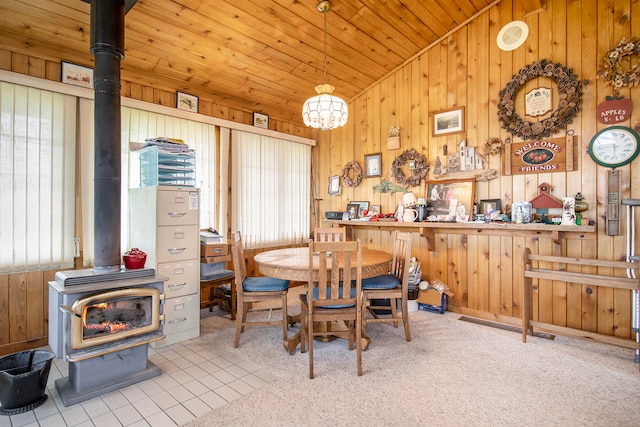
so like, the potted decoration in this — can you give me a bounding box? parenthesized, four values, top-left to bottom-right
(123, 248, 147, 269)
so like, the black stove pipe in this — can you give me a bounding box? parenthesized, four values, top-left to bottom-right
(90, 0, 125, 271)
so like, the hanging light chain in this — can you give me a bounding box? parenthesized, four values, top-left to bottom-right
(322, 6, 327, 86)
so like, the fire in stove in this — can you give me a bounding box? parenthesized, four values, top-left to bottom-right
(64, 288, 162, 350)
(83, 299, 148, 338)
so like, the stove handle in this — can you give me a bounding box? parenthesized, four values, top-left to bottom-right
(59, 304, 81, 318)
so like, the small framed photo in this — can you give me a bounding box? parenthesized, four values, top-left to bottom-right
(328, 175, 341, 195)
(253, 112, 269, 129)
(61, 61, 93, 89)
(364, 153, 382, 177)
(176, 91, 198, 113)
(426, 179, 475, 219)
(479, 199, 501, 215)
(346, 203, 361, 219)
(432, 107, 465, 137)
(350, 201, 370, 217)
(369, 205, 381, 216)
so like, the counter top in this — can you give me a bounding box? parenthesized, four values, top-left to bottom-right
(321, 219, 595, 252)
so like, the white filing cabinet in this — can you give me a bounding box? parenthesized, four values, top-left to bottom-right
(129, 186, 200, 347)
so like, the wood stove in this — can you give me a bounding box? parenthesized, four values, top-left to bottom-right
(49, 268, 166, 407)
(46, 0, 170, 408)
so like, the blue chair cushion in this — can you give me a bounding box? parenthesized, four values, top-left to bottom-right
(243, 276, 290, 292)
(309, 287, 357, 308)
(200, 270, 235, 282)
(362, 274, 400, 290)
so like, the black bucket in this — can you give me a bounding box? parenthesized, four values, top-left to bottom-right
(0, 350, 55, 415)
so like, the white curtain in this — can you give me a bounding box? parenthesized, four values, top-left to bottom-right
(80, 105, 217, 266)
(0, 82, 76, 274)
(231, 130, 310, 249)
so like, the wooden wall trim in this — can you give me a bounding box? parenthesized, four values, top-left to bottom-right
(0, 69, 316, 146)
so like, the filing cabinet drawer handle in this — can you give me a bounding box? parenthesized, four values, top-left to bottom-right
(168, 282, 186, 288)
(168, 317, 187, 324)
(167, 247, 186, 254)
(168, 211, 187, 217)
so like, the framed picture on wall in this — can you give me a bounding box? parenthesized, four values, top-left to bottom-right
(426, 179, 475, 220)
(61, 61, 93, 89)
(176, 91, 198, 113)
(432, 107, 465, 137)
(364, 153, 382, 177)
(328, 175, 341, 195)
(253, 112, 269, 129)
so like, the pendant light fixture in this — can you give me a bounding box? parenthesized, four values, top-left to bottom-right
(302, 0, 348, 130)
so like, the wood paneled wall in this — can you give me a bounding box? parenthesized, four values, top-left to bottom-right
(318, 0, 639, 339)
(0, 271, 55, 355)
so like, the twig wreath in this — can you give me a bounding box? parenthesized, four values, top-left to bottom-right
(341, 161, 363, 187)
(391, 148, 429, 187)
(597, 37, 640, 89)
(484, 137, 504, 156)
(497, 59, 582, 140)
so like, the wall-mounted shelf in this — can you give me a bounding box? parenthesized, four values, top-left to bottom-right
(321, 219, 595, 254)
(431, 168, 498, 182)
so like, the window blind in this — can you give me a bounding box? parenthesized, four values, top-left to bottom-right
(231, 130, 310, 249)
(0, 82, 76, 274)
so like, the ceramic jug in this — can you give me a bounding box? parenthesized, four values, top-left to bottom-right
(403, 208, 418, 222)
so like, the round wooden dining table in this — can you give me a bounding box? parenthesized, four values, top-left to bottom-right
(254, 246, 392, 354)
(254, 246, 392, 282)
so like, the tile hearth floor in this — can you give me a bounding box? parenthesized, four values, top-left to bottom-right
(1, 333, 277, 427)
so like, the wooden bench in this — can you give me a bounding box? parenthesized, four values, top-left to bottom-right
(522, 248, 640, 359)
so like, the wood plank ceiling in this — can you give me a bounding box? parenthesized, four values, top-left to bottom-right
(0, 0, 539, 127)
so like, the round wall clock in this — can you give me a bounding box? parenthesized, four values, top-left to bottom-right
(588, 126, 640, 168)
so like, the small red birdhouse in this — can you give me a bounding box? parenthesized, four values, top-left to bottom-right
(529, 182, 563, 210)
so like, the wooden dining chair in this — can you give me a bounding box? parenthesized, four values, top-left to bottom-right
(200, 269, 236, 319)
(313, 226, 347, 242)
(299, 239, 363, 378)
(230, 231, 290, 348)
(361, 231, 413, 342)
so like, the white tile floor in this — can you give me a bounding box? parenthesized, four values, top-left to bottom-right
(0, 335, 278, 427)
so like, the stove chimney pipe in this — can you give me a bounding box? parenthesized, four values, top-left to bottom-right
(89, 0, 125, 272)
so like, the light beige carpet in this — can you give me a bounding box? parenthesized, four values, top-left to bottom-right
(188, 287, 640, 427)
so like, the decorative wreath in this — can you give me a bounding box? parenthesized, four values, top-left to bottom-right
(485, 137, 504, 156)
(341, 161, 363, 187)
(597, 37, 640, 89)
(497, 59, 582, 140)
(391, 148, 428, 187)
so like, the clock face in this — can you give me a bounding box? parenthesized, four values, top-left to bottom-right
(588, 126, 640, 168)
